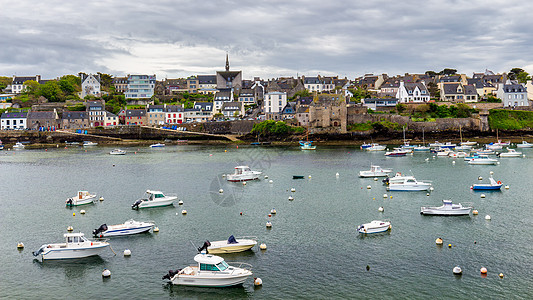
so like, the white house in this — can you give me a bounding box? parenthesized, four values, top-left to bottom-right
(496, 83, 529, 107)
(125, 74, 156, 99)
(303, 76, 323, 92)
(1, 112, 27, 130)
(396, 81, 430, 103)
(214, 89, 233, 111)
(526, 80, 533, 101)
(80, 73, 101, 98)
(11, 75, 41, 94)
(221, 102, 244, 119)
(263, 91, 287, 114)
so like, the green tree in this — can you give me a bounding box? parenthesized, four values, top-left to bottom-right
(40, 81, 63, 102)
(438, 68, 457, 75)
(517, 71, 531, 83)
(349, 87, 371, 102)
(23, 80, 41, 95)
(508, 68, 524, 80)
(97, 73, 114, 88)
(425, 71, 437, 76)
(396, 103, 407, 113)
(59, 75, 80, 95)
(0, 76, 12, 90)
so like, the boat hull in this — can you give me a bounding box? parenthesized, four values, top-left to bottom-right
(471, 185, 502, 190)
(208, 244, 256, 254)
(388, 184, 431, 191)
(358, 223, 391, 234)
(420, 208, 471, 215)
(100, 225, 154, 237)
(40, 244, 109, 260)
(137, 198, 176, 208)
(171, 272, 252, 287)
(359, 171, 391, 178)
(66, 197, 96, 206)
(468, 160, 498, 165)
(226, 175, 260, 182)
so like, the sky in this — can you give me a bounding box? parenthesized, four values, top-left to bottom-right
(1, 0, 533, 80)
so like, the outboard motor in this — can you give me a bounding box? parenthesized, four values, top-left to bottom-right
(66, 198, 73, 206)
(93, 224, 108, 236)
(197, 240, 211, 253)
(32, 245, 46, 257)
(162, 269, 181, 280)
(131, 199, 142, 209)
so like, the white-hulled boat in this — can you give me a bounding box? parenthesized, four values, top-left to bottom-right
(448, 151, 467, 158)
(150, 143, 165, 148)
(468, 155, 498, 165)
(413, 145, 431, 152)
(66, 191, 97, 206)
(163, 252, 253, 287)
(516, 141, 533, 148)
(32, 232, 109, 261)
(83, 141, 98, 147)
(226, 166, 262, 182)
(477, 149, 495, 155)
(460, 141, 477, 146)
(434, 148, 452, 157)
(384, 149, 408, 157)
(109, 149, 126, 155)
(299, 141, 316, 150)
(420, 200, 473, 216)
(486, 143, 503, 150)
(13, 142, 25, 149)
(359, 165, 392, 178)
(387, 176, 432, 191)
(357, 220, 391, 234)
(366, 143, 386, 151)
(382, 172, 415, 185)
(92, 219, 155, 237)
(455, 145, 473, 151)
(200, 236, 258, 254)
(497, 148, 522, 158)
(131, 190, 177, 209)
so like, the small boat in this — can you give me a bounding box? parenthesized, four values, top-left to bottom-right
(65, 141, 80, 146)
(92, 219, 155, 237)
(420, 200, 473, 216)
(360, 142, 372, 150)
(32, 232, 109, 260)
(429, 141, 444, 147)
(382, 172, 414, 184)
(387, 176, 432, 191)
(471, 176, 503, 190)
(384, 149, 408, 157)
(162, 252, 253, 287)
(250, 142, 261, 146)
(431, 142, 456, 149)
(460, 141, 477, 146)
(516, 141, 533, 148)
(83, 141, 98, 147)
(150, 143, 165, 148)
(464, 153, 480, 161)
(199, 235, 258, 254)
(433, 148, 452, 156)
(357, 220, 391, 234)
(448, 151, 467, 158)
(486, 143, 503, 150)
(131, 190, 177, 209)
(226, 166, 262, 182)
(109, 149, 126, 155)
(366, 143, 386, 151)
(293, 175, 305, 179)
(477, 149, 495, 155)
(66, 191, 97, 206)
(413, 145, 431, 152)
(497, 148, 522, 158)
(468, 155, 498, 165)
(455, 145, 473, 151)
(13, 142, 25, 149)
(300, 129, 316, 150)
(359, 165, 392, 178)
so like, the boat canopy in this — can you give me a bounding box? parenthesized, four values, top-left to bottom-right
(63, 232, 85, 237)
(194, 253, 225, 265)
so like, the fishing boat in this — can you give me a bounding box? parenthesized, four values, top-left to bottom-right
(199, 235, 258, 254)
(384, 149, 408, 157)
(359, 165, 392, 177)
(162, 252, 253, 287)
(82, 141, 98, 147)
(477, 149, 495, 155)
(109, 149, 126, 155)
(516, 141, 533, 148)
(497, 148, 522, 158)
(32, 232, 109, 261)
(387, 176, 432, 191)
(357, 220, 391, 234)
(226, 166, 262, 182)
(150, 143, 165, 148)
(66, 191, 97, 206)
(471, 176, 503, 190)
(92, 219, 155, 237)
(131, 190, 177, 209)
(13, 142, 25, 149)
(366, 143, 386, 151)
(300, 129, 316, 150)
(468, 155, 498, 165)
(420, 200, 473, 216)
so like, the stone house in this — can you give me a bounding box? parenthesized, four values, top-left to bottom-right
(62, 111, 88, 129)
(118, 109, 147, 125)
(113, 77, 128, 93)
(308, 93, 347, 133)
(441, 83, 479, 102)
(146, 104, 166, 127)
(26, 109, 60, 130)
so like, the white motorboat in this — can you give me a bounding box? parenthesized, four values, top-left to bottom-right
(516, 141, 533, 148)
(13, 142, 25, 149)
(384, 149, 408, 156)
(150, 143, 165, 148)
(226, 166, 262, 182)
(357, 220, 391, 234)
(434, 148, 452, 157)
(200, 236, 258, 254)
(109, 149, 126, 155)
(476, 149, 495, 155)
(66, 191, 97, 206)
(387, 176, 432, 191)
(299, 141, 316, 150)
(455, 145, 473, 151)
(486, 143, 503, 150)
(448, 151, 467, 158)
(468, 155, 498, 165)
(131, 190, 177, 209)
(429, 141, 443, 147)
(359, 165, 392, 178)
(497, 148, 522, 158)
(382, 172, 415, 184)
(413, 145, 431, 152)
(460, 141, 477, 146)
(32, 232, 109, 261)
(83, 141, 98, 147)
(93, 219, 155, 237)
(420, 200, 473, 216)
(365, 143, 386, 151)
(163, 252, 253, 287)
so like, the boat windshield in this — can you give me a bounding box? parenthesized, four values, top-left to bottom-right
(154, 193, 165, 198)
(216, 261, 229, 271)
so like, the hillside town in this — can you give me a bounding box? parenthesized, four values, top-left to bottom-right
(1, 56, 532, 135)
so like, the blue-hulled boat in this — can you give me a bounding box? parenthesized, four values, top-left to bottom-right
(471, 176, 502, 190)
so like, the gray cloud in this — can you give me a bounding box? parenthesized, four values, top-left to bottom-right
(1, 0, 532, 79)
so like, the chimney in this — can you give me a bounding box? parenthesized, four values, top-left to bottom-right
(36, 75, 41, 82)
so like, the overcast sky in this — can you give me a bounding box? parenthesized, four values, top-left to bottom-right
(1, 0, 533, 80)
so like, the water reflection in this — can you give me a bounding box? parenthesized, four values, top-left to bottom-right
(163, 282, 252, 299)
(33, 256, 105, 279)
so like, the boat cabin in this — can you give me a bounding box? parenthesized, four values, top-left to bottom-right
(233, 166, 251, 175)
(63, 233, 89, 245)
(78, 191, 91, 199)
(146, 190, 166, 200)
(195, 253, 230, 272)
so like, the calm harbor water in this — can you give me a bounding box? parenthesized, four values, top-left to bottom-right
(1, 144, 533, 299)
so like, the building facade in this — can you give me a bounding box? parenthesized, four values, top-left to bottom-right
(80, 73, 101, 98)
(496, 83, 529, 107)
(1, 112, 27, 130)
(125, 75, 156, 99)
(86, 100, 105, 127)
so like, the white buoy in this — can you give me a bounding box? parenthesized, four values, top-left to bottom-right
(378, 206, 384, 212)
(432, 155, 436, 158)
(153, 227, 159, 232)
(366, 185, 371, 189)
(254, 277, 263, 286)
(181, 209, 187, 215)
(178, 200, 183, 205)
(123, 249, 131, 256)
(99, 197, 104, 201)
(336, 172, 340, 177)
(435, 238, 443, 245)
(270, 208, 277, 214)
(499, 273, 504, 278)
(219, 189, 224, 193)
(67, 226, 73, 231)
(102, 269, 111, 277)
(266, 221, 272, 228)
(426, 193, 430, 196)
(490, 171, 494, 175)
(480, 267, 488, 274)
(269, 180, 273, 183)
(425, 158, 429, 161)
(452, 161, 455, 164)
(383, 194, 388, 198)
(259, 243, 267, 250)
(242, 181, 247, 185)
(291, 188, 296, 192)
(222, 174, 226, 177)
(373, 177, 378, 181)
(485, 215, 491, 220)
(264, 175, 269, 179)
(17, 242, 24, 249)
(472, 210, 479, 215)
(480, 194, 486, 198)
(308, 175, 312, 179)
(429, 187, 434, 191)
(80, 210, 86, 214)
(453, 266, 462, 275)
(505, 185, 509, 189)
(288, 196, 294, 201)
(478, 176, 483, 180)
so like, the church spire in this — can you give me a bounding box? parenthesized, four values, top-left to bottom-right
(225, 53, 230, 71)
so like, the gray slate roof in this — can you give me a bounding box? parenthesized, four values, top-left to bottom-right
(63, 111, 86, 120)
(1, 112, 27, 118)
